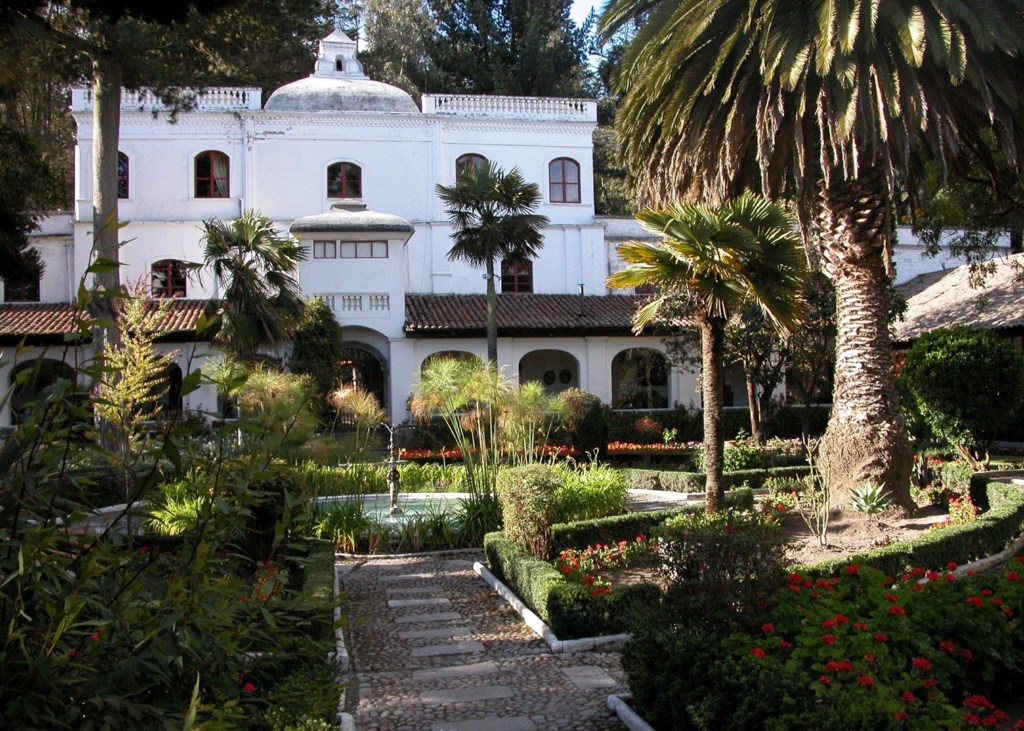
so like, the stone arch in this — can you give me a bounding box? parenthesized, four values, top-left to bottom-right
(9, 358, 75, 424)
(519, 349, 579, 395)
(611, 347, 670, 409)
(420, 350, 480, 372)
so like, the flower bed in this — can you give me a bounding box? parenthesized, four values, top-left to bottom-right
(623, 559, 1024, 729)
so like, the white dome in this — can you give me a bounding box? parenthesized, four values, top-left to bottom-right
(264, 30, 418, 114)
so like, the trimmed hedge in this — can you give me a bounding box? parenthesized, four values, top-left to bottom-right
(802, 475, 1024, 577)
(483, 532, 662, 638)
(620, 465, 810, 492)
(548, 507, 692, 558)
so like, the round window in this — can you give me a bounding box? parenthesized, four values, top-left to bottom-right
(543, 370, 556, 385)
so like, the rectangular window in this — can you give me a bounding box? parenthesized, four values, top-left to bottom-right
(314, 240, 337, 259)
(4, 276, 41, 303)
(337, 241, 388, 259)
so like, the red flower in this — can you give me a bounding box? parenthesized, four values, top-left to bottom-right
(845, 564, 860, 574)
(822, 618, 836, 628)
(924, 677, 940, 688)
(885, 593, 899, 602)
(820, 634, 836, 645)
(963, 696, 995, 711)
(1006, 571, 1021, 582)
(777, 640, 792, 649)
(1003, 608, 1015, 618)
(864, 653, 875, 662)
(761, 623, 774, 632)
(819, 675, 831, 685)
(90, 631, 102, 641)
(947, 561, 958, 570)
(893, 711, 909, 721)
(966, 596, 984, 607)
(67, 649, 78, 657)
(912, 657, 931, 671)
(981, 588, 993, 596)
(872, 633, 888, 642)
(749, 647, 766, 658)
(242, 682, 257, 693)
(926, 570, 940, 581)
(888, 605, 907, 617)
(962, 649, 974, 660)
(853, 622, 868, 631)
(964, 713, 981, 726)
(858, 675, 874, 686)
(901, 691, 916, 703)
(939, 641, 954, 653)
(561, 566, 571, 575)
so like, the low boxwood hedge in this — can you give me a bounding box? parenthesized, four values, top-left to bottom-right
(620, 465, 810, 492)
(802, 475, 1024, 577)
(483, 532, 663, 639)
(548, 507, 692, 558)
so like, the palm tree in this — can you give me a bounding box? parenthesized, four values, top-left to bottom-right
(201, 210, 308, 360)
(607, 193, 805, 511)
(601, 0, 1024, 508)
(436, 160, 550, 363)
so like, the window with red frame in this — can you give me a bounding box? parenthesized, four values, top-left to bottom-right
(549, 157, 580, 203)
(327, 162, 362, 198)
(194, 150, 229, 198)
(151, 259, 187, 297)
(501, 258, 533, 293)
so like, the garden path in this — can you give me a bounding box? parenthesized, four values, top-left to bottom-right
(338, 551, 627, 731)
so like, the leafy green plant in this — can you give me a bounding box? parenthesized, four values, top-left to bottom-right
(795, 454, 831, 546)
(313, 498, 371, 552)
(901, 327, 1024, 470)
(848, 481, 893, 515)
(496, 464, 559, 557)
(454, 492, 502, 546)
(654, 508, 786, 622)
(553, 462, 627, 522)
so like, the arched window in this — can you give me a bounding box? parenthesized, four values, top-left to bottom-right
(456, 154, 486, 180)
(327, 162, 362, 198)
(117, 152, 129, 199)
(501, 258, 533, 293)
(194, 150, 229, 198)
(549, 157, 580, 203)
(611, 348, 669, 409)
(151, 259, 187, 298)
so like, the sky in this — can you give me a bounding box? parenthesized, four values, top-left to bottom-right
(571, 0, 607, 25)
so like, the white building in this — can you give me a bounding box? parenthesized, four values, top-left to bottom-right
(0, 31, 706, 427)
(3, 31, 1005, 429)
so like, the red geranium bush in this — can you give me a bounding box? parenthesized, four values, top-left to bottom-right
(623, 559, 1024, 730)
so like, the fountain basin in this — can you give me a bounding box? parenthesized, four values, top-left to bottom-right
(315, 492, 469, 522)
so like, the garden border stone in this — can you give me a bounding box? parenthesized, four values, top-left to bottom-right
(606, 694, 655, 731)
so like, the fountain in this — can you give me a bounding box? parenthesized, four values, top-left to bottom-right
(384, 423, 404, 516)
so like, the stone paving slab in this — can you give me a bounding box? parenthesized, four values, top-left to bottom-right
(399, 627, 472, 640)
(412, 661, 499, 681)
(561, 665, 620, 690)
(410, 640, 486, 657)
(420, 685, 515, 704)
(388, 597, 452, 608)
(393, 611, 462, 624)
(339, 552, 627, 730)
(432, 716, 537, 731)
(386, 585, 444, 595)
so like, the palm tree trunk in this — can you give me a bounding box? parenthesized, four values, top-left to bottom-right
(816, 169, 914, 511)
(701, 317, 726, 512)
(744, 366, 761, 439)
(485, 257, 498, 364)
(92, 54, 122, 297)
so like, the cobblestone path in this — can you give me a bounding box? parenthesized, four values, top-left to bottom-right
(339, 552, 628, 731)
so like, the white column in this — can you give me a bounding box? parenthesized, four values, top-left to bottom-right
(584, 336, 609, 402)
(389, 338, 417, 422)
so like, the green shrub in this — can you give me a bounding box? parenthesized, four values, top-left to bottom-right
(483, 532, 663, 639)
(695, 436, 769, 472)
(936, 459, 973, 495)
(454, 492, 503, 546)
(655, 509, 786, 621)
(558, 388, 609, 457)
(241, 463, 308, 564)
(802, 478, 1024, 577)
(901, 327, 1024, 468)
(553, 463, 627, 522)
(496, 465, 559, 557)
(548, 507, 690, 557)
(623, 559, 1024, 730)
(312, 498, 370, 552)
(620, 465, 810, 492)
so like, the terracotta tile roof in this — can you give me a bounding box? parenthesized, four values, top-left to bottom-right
(892, 253, 1024, 344)
(0, 299, 212, 344)
(404, 294, 652, 336)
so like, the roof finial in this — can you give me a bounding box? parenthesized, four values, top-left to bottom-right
(312, 30, 367, 80)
